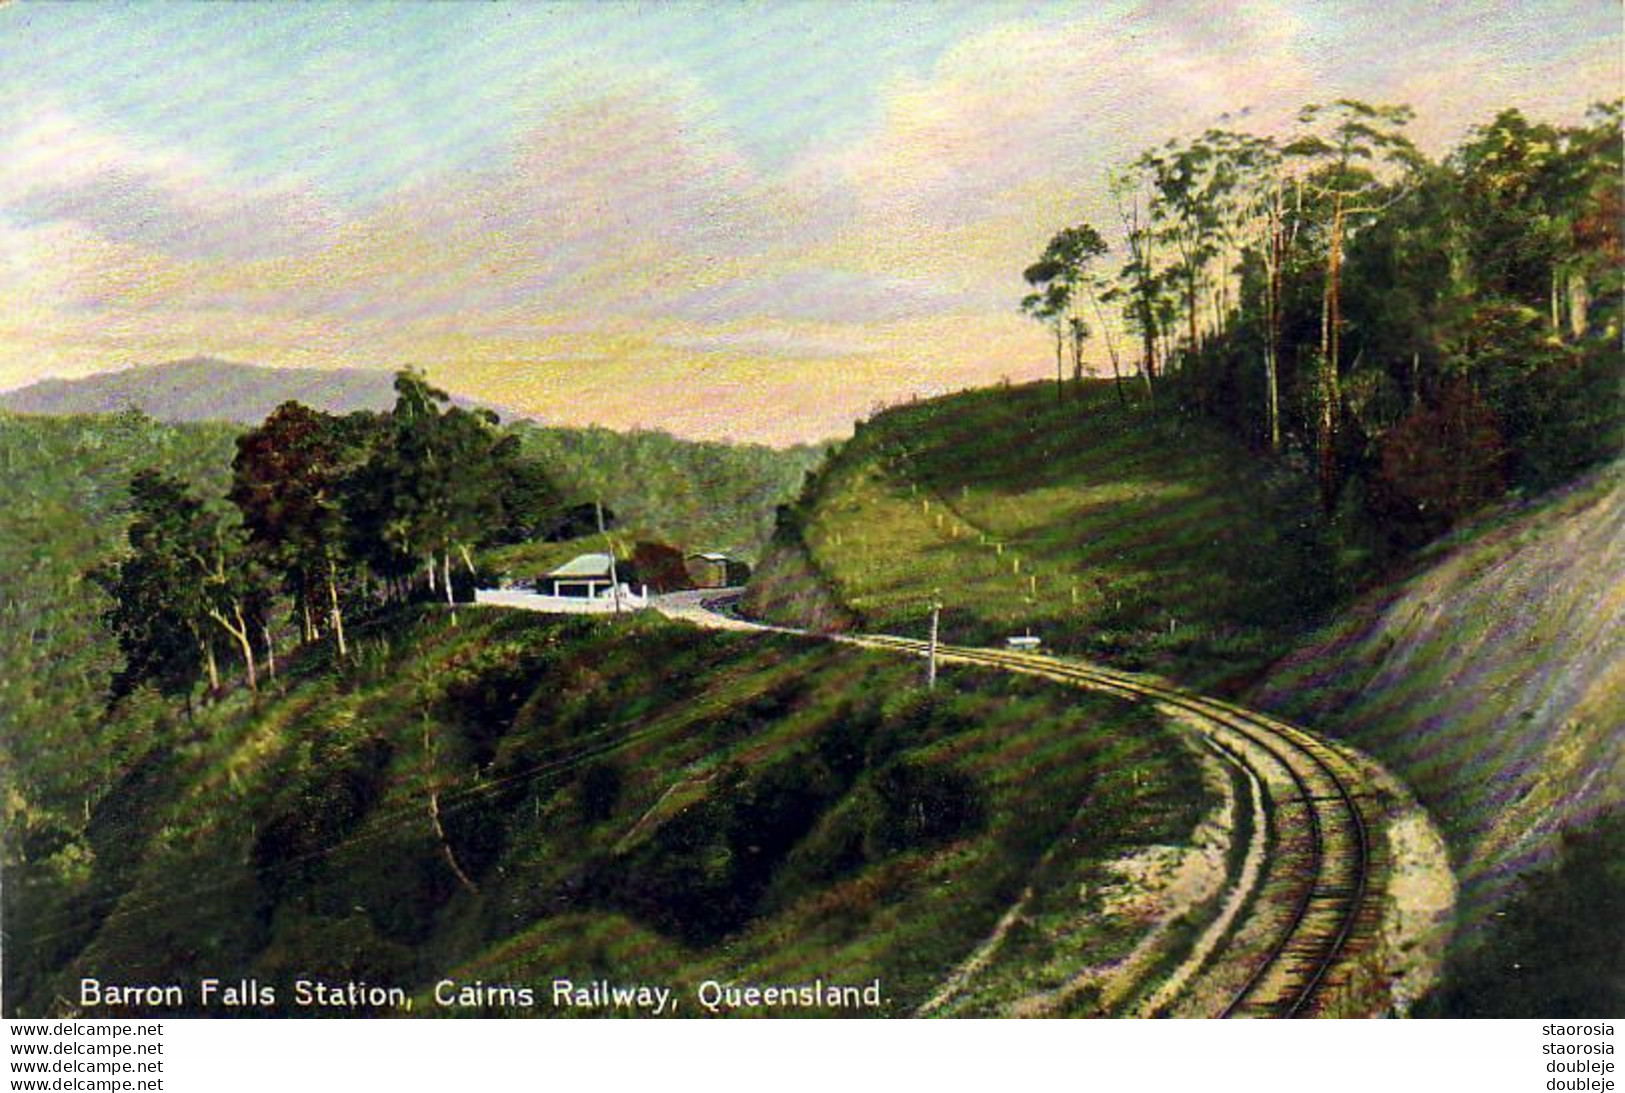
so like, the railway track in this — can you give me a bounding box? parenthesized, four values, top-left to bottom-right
(603, 591, 1410, 1015)
(846, 633, 1376, 1019)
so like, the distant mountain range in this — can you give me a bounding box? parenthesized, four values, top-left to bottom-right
(0, 358, 528, 424)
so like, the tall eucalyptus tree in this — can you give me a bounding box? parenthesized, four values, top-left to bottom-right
(1284, 100, 1423, 507)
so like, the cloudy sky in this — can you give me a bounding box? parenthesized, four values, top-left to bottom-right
(1, 2, 1617, 443)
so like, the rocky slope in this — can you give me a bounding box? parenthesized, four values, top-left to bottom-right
(1252, 461, 1623, 1013)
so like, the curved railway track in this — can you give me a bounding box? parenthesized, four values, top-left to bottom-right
(602, 591, 1397, 1016)
(845, 633, 1376, 1019)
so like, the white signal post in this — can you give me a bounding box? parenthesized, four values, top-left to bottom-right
(927, 596, 942, 691)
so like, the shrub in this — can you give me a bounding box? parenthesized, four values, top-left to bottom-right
(863, 758, 986, 858)
(575, 761, 623, 825)
(1372, 380, 1505, 546)
(629, 540, 693, 593)
(433, 640, 554, 767)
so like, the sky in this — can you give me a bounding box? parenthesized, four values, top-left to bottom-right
(0, 1, 1618, 444)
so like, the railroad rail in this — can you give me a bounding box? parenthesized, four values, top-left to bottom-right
(847, 633, 1375, 1019)
(573, 590, 1387, 1016)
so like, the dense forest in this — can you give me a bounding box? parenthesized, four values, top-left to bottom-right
(1022, 100, 1622, 571)
(89, 371, 559, 703)
(1, 411, 240, 887)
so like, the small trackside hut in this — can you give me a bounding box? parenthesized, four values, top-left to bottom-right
(685, 552, 751, 589)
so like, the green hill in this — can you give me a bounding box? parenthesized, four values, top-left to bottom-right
(5, 607, 1207, 1017)
(746, 380, 1336, 692)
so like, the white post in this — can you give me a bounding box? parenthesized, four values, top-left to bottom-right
(597, 500, 622, 615)
(927, 600, 941, 691)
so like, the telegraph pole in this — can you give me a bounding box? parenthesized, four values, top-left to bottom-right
(927, 597, 941, 691)
(597, 500, 623, 614)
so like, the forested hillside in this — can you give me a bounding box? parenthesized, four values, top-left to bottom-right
(750, 99, 1621, 691)
(0, 388, 812, 896)
(1020, 100, 1621, 572)
(1, 410, 241, 876)
(512, 423, 821, 561)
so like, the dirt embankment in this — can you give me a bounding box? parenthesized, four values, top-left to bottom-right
(1252, 462, 1623, 1009)
(740, 523, 858, 634)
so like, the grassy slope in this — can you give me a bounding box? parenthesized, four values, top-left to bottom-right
(750, 380, 1335, 691)
(5, 609, 1206, 1017)
(1252, 461, 1625, 1015)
